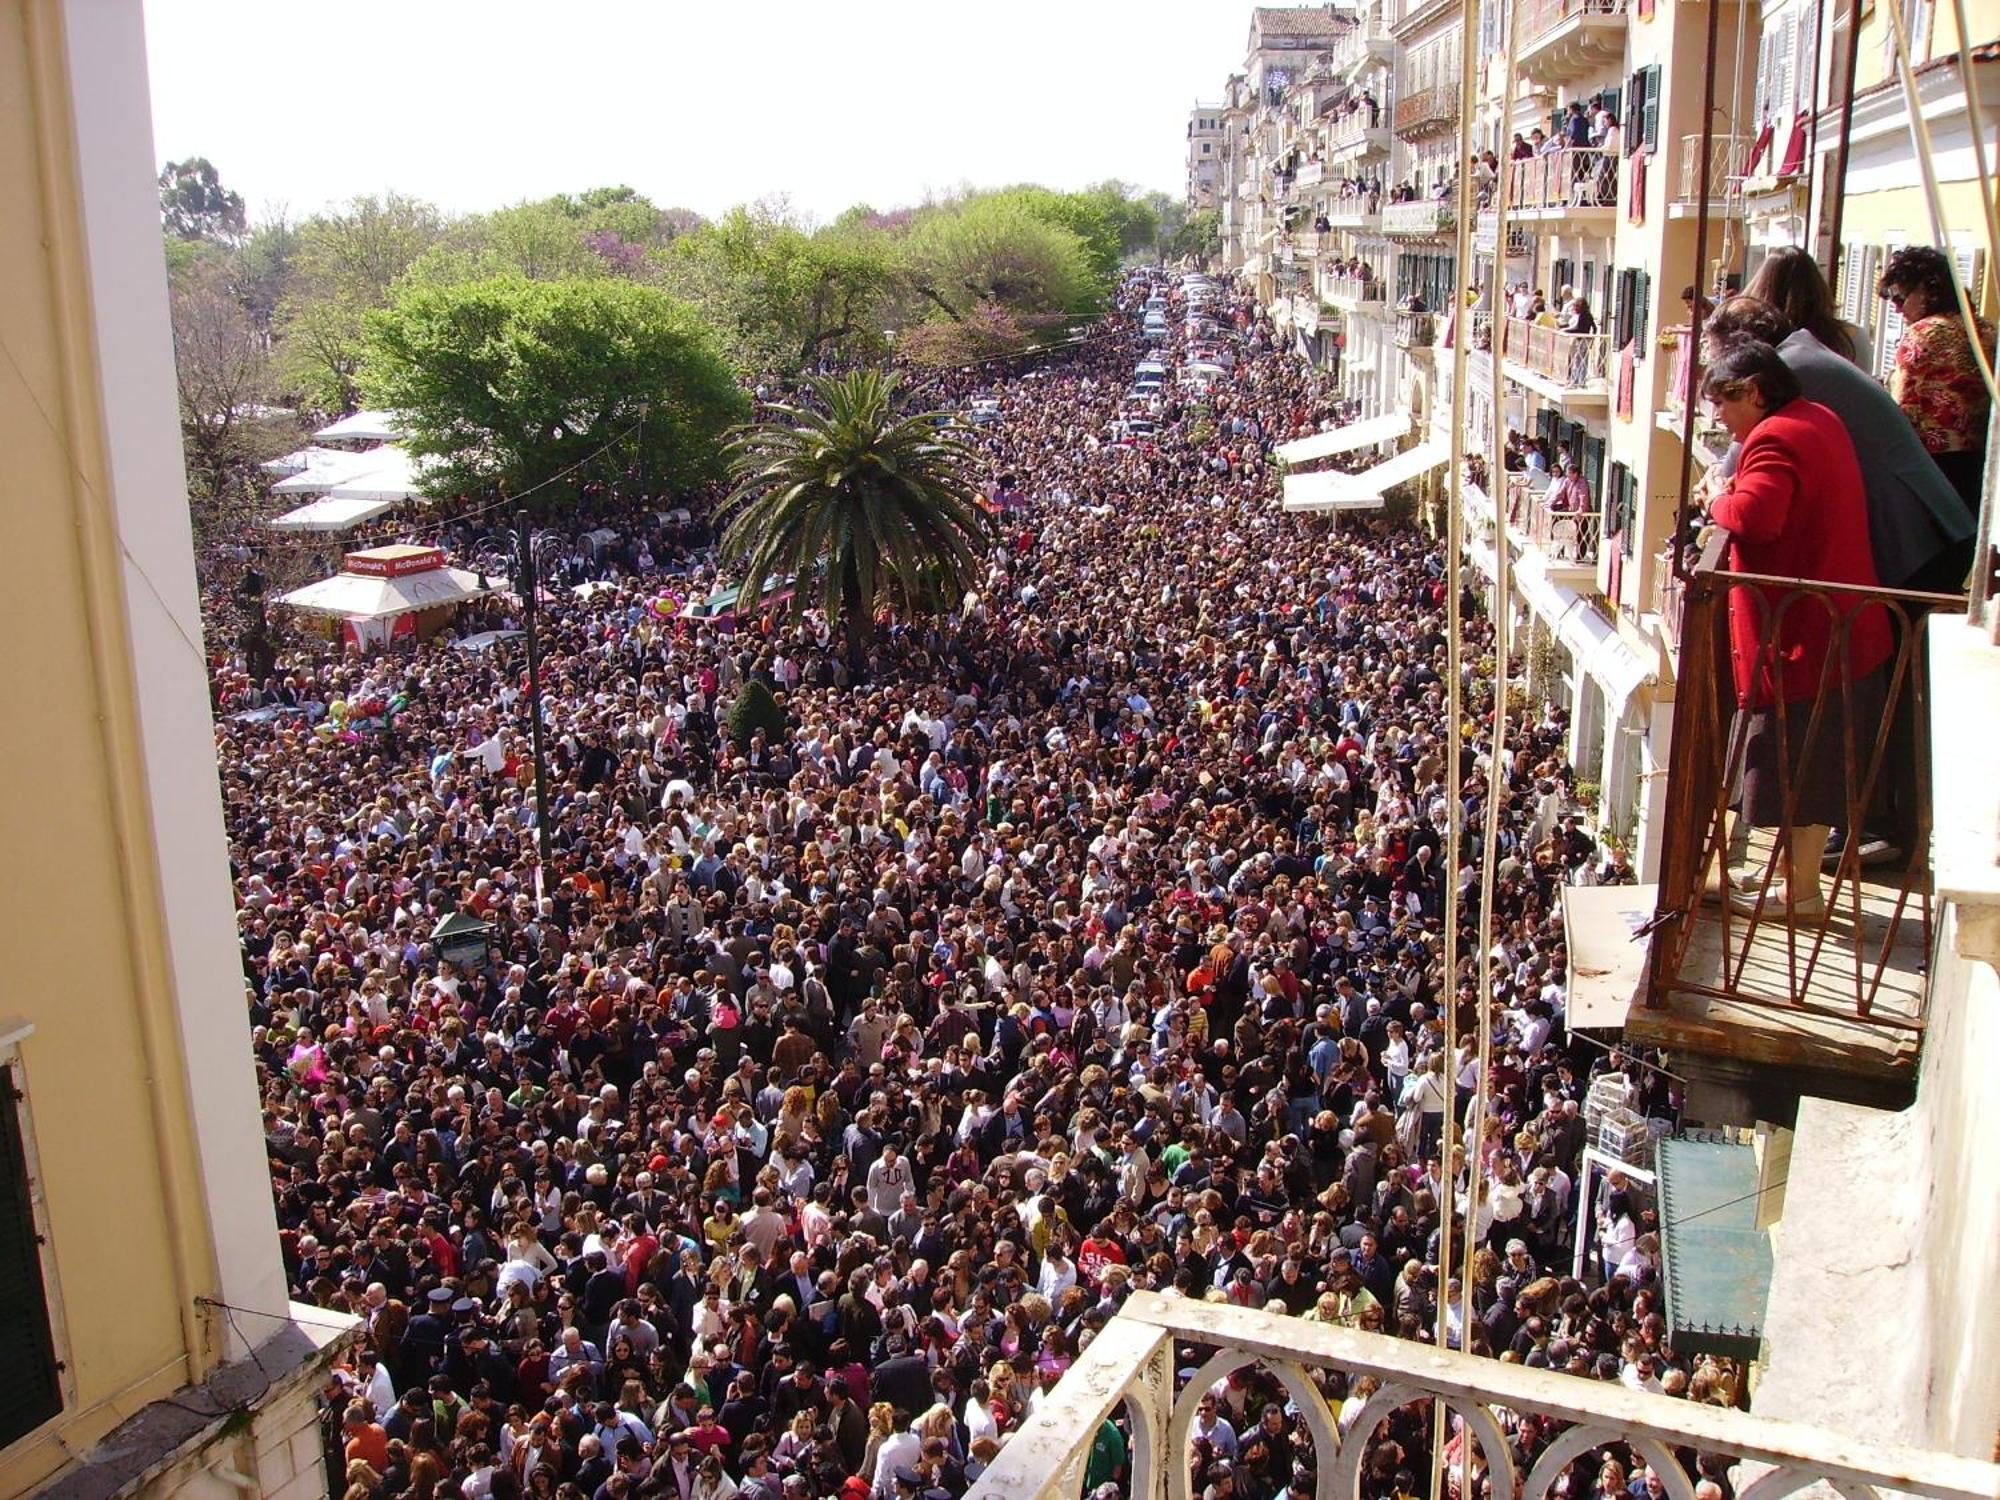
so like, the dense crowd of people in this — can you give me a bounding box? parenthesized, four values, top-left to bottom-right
(210, 271, 1704, 1500)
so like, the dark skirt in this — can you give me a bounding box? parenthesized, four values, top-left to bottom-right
(1728, 664, 1888, 828)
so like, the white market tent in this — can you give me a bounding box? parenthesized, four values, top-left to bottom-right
(314, 409, 403, 442)
(261, 445, 353, 476)
(271, 447, 384, 495)
(278, 564, 486, 620)
(322, 446, 435, 503)
(266, 496, 399, 533)
(1274, 411, 1411, 466)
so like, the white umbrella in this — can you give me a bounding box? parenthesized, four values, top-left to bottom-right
(322, 446, 436, 503)
(261, 445, 352, 476)
(278, 566, 486, 620)
(271, 448, 382, 495)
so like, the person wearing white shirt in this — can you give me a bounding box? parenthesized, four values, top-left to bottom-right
(870, 1425, 922, 1498)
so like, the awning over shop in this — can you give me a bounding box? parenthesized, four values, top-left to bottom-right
(1276, 410, 1411, 465)
(1658, 1134, 1773, 1363)
(265, 496, 399, 533)
(314, 409, 403, 442)
(1511, 559, 1659, 714)
(1561, 882, 1658, 1028)
(1282, 468, 1384, 512)
(1316, 438, 1452, 506)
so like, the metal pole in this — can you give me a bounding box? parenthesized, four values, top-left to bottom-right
(517, 508, 554, 874)
(1818, 0, 1865, 277)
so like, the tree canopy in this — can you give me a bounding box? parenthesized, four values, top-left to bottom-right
(720, 370, 992, 673)
(159, 157, 246, 242)
(361, 275, 748, 506)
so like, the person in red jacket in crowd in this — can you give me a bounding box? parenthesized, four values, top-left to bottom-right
(1704, 340, 1892, 917)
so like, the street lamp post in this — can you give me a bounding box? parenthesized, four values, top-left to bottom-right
(514, 510, 555, 875)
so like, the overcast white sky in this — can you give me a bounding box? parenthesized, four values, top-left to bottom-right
(143, 0, 1255, 226)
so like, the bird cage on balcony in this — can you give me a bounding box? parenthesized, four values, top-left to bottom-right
(1584, 1073, 1655, 1167)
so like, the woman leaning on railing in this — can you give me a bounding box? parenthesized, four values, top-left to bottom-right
(1698, 342, 1893, 918)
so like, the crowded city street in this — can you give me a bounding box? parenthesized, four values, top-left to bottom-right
(209, 271, 1692, 1500)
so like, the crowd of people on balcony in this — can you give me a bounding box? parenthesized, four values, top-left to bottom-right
(1679, 247, 1985, 907)
(200, 264, 1704, 1500)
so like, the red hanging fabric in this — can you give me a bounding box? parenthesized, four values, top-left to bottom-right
(1616, 339, 1638, 420)
(1778, 111, 1809, 177)
(1627, 145, 1649, 224)
(1744, 117, 1775, 176)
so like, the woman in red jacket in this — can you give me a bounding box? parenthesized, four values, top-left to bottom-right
(1703, 342, 1892, 917)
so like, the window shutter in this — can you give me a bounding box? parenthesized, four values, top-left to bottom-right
(1583, 435, 1606, 497)
(1643, 66, 1661, 149)
(1877, 240, 1908, 379)
(1778, 11, 1798, 118)
(1952, 244, 1987, 308)
(1635, 269, 1652, 342)
(0, 1067, 62, 1448)
(1838, 242, 1863, 324)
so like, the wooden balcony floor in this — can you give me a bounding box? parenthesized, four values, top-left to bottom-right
(1630, 829, 1927, 1084)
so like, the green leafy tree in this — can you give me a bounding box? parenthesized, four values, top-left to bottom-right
(895, 195, 1104, 352)
(159, 157, 246, 242)
(362, 275, 748, 507)
(727, 676, 788, 751)
(1170, 207, 1221, 267)
(720, 370, 992, 676)
(274, 193, 443, 412)
(662, 206, 894, 374)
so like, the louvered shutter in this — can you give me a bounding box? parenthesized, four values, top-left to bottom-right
(1952, 244, 1987, 309)
(1838, 241, 1863, 324)
(1642, 66, 1662, 149)
(1635, 269, 1652, 341)
(1778, 11, 1798, 119)
(0, 1067, 62, 1447)
(1583, 435, 1607, 496)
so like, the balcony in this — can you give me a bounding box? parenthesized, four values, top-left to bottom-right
(1671, 133, 1752, 218)
(964, 1297, 2000, 1500)
(1507, 474, 1602, 568)
(1292, 229, 1322, 256)
(1294, 159, 1326, 188)
(1324, 274, 1386, 312)
(1393, 310, 1438, 350)
(1634, 531, 1963, 1098)
(1324, 198, 1381, 231)
(1328, 111, 1390, 161)
(1507, 147, 1619, 224)
(1516, 0, 1628, 82)
(1328, 20, 1395, 73)
(1392, 85, 1456, 138)
(1473, 209, 1533, 257)
(1497, 316, 1609, 401)
(1381, 200, 1455, 237)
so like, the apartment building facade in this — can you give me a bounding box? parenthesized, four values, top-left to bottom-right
(1, 3, 354, 1495)
(1201, 0, 2000, 881)
(1188, 103, 1226, 210)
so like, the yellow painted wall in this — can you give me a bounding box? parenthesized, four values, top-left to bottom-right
(0, 3, 219, 1491)
(1854, 0, 2000, 93)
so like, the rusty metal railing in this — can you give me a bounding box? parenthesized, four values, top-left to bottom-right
(1645, 530, 1965, 1028)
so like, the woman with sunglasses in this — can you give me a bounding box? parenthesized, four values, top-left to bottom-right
(1878, 244, 1997, 508)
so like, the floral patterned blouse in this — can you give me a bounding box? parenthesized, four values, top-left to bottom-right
(1891, 311, 1997, 454)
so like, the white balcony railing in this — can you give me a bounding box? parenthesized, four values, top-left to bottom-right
(1676, 133, 1754, 200)
(1325, 274, 1386, 306)
(965, 1298, 2000, 1500)
(1507, 147, 1619, 212)
(1498, 316, 1610, 388)
(1381, 200, 1455, 237)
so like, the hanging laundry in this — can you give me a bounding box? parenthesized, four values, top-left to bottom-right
(1627, 145, 1649, 224)
(1617, 339, 1638, 420)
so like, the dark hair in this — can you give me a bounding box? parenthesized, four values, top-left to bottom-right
(1745, 248, 1853, 358)
(1877, 245, 1960, 314)
(1706, 295, 1791, 350)
(1701, 340, 1801, 412)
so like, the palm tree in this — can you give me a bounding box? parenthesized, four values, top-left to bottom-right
(719, 369, 994, 678)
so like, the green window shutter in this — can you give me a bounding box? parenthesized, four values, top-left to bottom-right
(0, 1067, 62, 1448)
(1642, 66, 1661, 151)
(1635, 269, 1652, 342)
